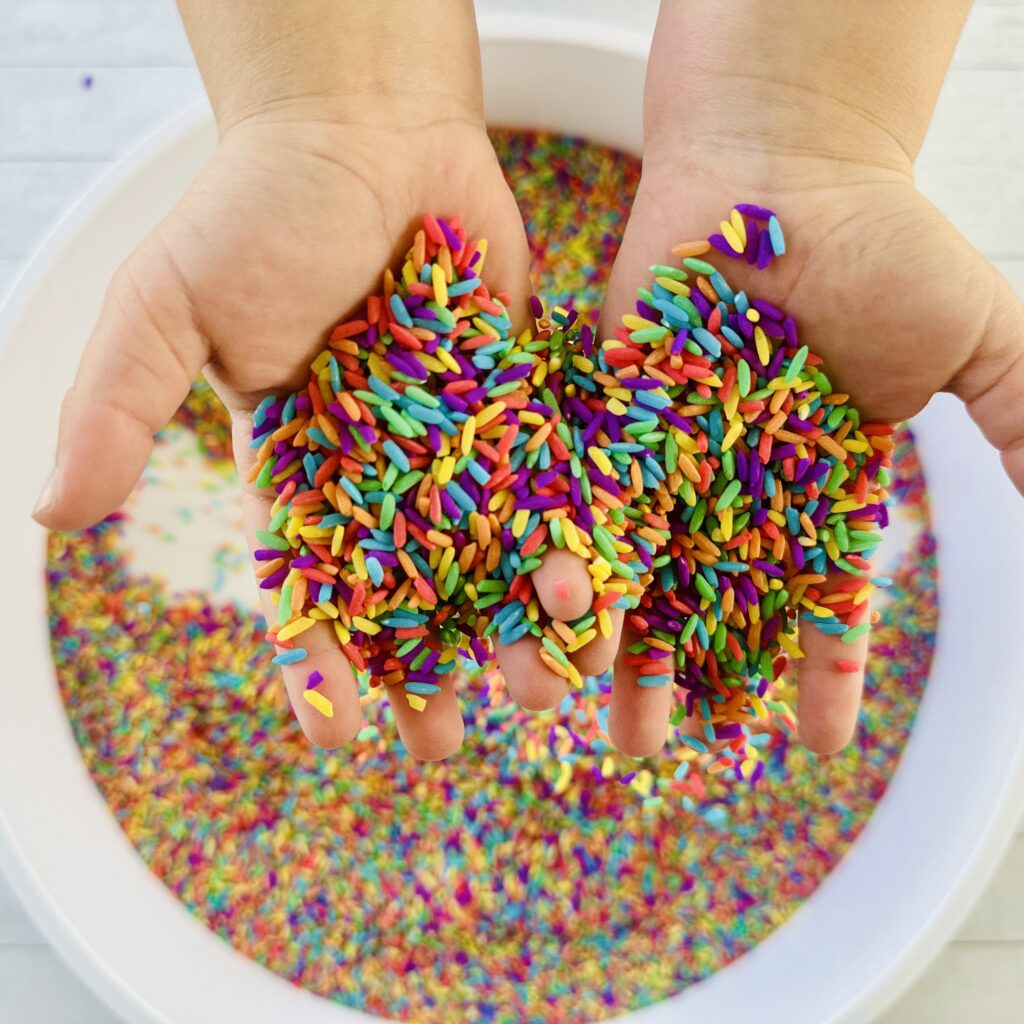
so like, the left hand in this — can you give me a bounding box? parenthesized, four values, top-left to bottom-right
(594, 147, 1023, 759)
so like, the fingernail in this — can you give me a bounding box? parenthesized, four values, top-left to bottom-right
(32, 469, 60, 521)
(552, 579, 571, 602)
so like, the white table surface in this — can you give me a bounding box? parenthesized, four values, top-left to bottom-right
(0, 1, 1022, 1021)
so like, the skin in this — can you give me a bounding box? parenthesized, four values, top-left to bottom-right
(600, 0, 1024, 757)
(32, 0, 1024, 762)
(29, 0, 608, 759)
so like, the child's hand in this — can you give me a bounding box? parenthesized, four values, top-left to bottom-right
(22, 112, 467, 751)
(32, 0, 624, 760)
(31, 105, 611, 760)
(595, 0, 1024, 759)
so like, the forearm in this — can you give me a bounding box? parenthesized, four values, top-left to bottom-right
(176, 0, 484, 132)
(644, 0, 972, 182)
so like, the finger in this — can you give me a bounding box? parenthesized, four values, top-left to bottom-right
(953, 269, 1024, 495)
(238, 412, 465, 758)
(530, 548, 594, 621)
(488, 547, 594, 712)
(494, 634, 571, 711)
(33, 241, 209, 530)
(248, 534, 363, 749)
(795, 571, 872, 755)
(274, 631, 364, 750)
(608, 629, 673, 757)
(239, 492, 362, 751)
(531, 547, 626, 677)
(234, 415, 363, 748)
(387, 672, 466, 762)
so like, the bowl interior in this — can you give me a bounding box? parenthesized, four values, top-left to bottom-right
(1, 27, 1023, 1024)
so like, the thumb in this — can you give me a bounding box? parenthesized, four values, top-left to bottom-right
(952, 267, 1024, 495)
(32, 241, 208, 530)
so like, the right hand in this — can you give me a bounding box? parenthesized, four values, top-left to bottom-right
(32, 102, 614, 759)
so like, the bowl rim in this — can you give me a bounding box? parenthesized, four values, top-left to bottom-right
(1, 17, 1023, 1024)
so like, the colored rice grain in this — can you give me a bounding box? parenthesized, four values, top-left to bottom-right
(247, 224, 653, 708)
(247, 201, 893, 770)
(576, 206, 894, 774)
(48, 130, 936, 1023)
(47, 424, 936, 1024)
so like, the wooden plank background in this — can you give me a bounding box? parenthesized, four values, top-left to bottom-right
(0, 0, 1021, 1020)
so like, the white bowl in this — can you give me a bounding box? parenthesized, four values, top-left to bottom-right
(1, 18, 1023, 1024)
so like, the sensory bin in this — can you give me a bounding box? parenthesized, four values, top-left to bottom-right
(48, 130, 938, 1024)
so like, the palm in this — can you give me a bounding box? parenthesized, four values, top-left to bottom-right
(50, 115, 558, 757)
(146, 119, 532, 411)
(606, 176, 997, 423)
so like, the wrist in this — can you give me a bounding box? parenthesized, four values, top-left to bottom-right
(219, 88, 484, 141)
(642, 77, 913, 201)
(643, 0, 968, 190)
(179, 1, 485, 136)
